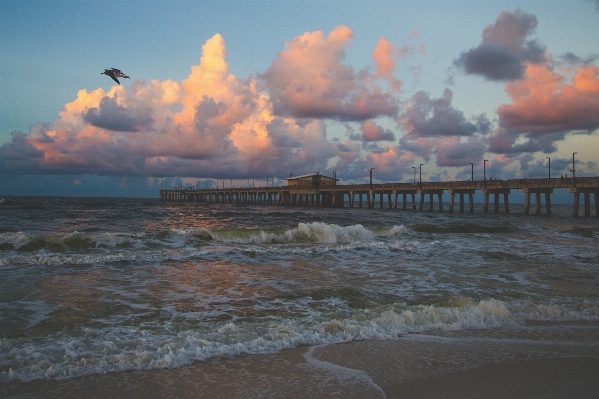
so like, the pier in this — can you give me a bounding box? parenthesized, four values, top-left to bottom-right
(160, 176, 599, 217)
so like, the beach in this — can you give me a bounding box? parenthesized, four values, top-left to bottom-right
(2, 326, 598, 398)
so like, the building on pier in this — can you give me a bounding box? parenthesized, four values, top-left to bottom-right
(285, 174, 337, 189)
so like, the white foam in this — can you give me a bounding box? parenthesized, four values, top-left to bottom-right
(3, 297, 598, 383)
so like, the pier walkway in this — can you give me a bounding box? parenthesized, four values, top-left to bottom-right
(160, 177, 599, 217)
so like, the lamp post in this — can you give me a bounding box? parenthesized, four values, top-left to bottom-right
(469, 163, 474, 181)
(369, 168, 375, 186)
(546, 157, 550, 180)
(333, 170, 337, 181)
(572, 152, 577, 185)
(483, 159, 488, 187)
(266, 176, 270, 188)
(412, 166, 416, 183)
(419, 164, 423, 189)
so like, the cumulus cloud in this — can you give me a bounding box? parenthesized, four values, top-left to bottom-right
(359, 120, 395, 142)
(260, 26, 400, 121)
(455, 9, 546, 81)
(0, 33, 346, 179)
(400, 89, 490, 138)
(83, 96, 154, 132)
(434, 137, 487, 167)
(498, 64, 599, 136)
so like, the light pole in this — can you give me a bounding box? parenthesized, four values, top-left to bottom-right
(412, 166, 416, 183)
(469, 163, 474, 181)
(267, 176, 270, 188)
(419, 163, 423, 188)
(369, 168, 375, 186)
(333, 170, 337, 181)
(483, 159, 488, 187)
(546, 157, 550, 180)
(572, 152, 577, 185)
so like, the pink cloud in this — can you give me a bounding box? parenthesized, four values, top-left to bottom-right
(261, 26, 400, 121)
(498, 64, 599, 134)
(360, 120, 395, 142)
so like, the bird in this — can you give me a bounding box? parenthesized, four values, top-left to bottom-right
(101, 68, 130, 84)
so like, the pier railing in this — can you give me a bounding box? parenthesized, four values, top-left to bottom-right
(160, 177, 599, 217)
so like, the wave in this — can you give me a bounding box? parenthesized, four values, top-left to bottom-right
(1, 297, 597, 383)
(0, 223, 408, 256)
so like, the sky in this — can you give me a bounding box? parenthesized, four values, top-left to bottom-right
(1, 0, 598, 198)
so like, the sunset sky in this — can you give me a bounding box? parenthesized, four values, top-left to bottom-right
(1, 0, 598, 197)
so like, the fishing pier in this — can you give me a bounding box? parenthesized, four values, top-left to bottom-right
(160, 174, 599, 217)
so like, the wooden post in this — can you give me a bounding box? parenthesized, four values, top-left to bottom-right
(449, 192, 455, 213)
(438, 193, 443, 212)
(584, 192, 591, 217)
(524, 192, 531, 215)
(573, 192, 579, 217)
(545, 192, 551, 216)
(483, 193, 489, 213)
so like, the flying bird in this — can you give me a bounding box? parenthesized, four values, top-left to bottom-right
(101, 68, 130, 84)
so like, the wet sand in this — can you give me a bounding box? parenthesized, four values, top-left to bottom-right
(384, 357, 599, 399)
(2, 327, 599, 398)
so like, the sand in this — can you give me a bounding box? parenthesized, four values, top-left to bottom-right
(2, 327, 599, 398)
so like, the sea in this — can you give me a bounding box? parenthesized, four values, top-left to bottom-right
(1, 196, 598, 397)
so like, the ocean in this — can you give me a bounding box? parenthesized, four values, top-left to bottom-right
(1, 196, 598, 398)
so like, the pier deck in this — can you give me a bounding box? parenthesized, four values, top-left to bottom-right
(160, 177, 599, 217)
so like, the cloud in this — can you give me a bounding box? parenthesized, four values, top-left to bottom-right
(260, 25, 400, 121)
(558, 52, 598, 66)
(435, 137, 487, 167)
(498, 64, 599, 135)
(83, 95, 154, 132)
(455, 9, 546, 81)
(400, 88, 490, 138)
(359, 120, 395, 142)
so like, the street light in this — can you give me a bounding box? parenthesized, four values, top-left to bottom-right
(412, 166, 416, 183)
(572, 152, 577, 184)
(369, 168, 375, 186)
(546, 157, 550, 180)
(469, 163, 474, 181)
(333, 170, 337, 181)
(419, 163, 423, 189)
(483, 159, 488, 187)
(267, 176, 270, 187)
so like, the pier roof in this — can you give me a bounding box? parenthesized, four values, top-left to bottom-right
(284, 173, 338, 181)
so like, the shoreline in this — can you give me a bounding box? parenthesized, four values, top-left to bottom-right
(2, 327, 599, 399)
